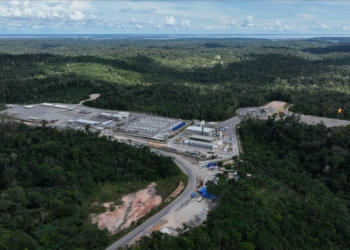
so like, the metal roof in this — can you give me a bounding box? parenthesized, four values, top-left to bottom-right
(185, 126, 214, 133)
(76, 119, 100, 125)
(189, 134, 215, 142)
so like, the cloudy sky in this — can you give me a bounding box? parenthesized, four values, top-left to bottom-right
(1, 1, 350, 34)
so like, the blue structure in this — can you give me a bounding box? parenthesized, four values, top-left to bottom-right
(199, 187, 217, 199)
(207, 163, 218, 168)
(171, 122, 186, 131)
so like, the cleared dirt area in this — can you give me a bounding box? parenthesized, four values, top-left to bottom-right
(264, 101, 286, 109)
(164, 182, 184, 202)
(164, 198, 210, 229)
(91, 183, 162, 234)
(79, 93, 100, 105)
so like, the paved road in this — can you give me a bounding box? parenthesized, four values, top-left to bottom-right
(106, 117, 241, 249)
(199, 117, 241, 164)
(106, 152, 196, 250)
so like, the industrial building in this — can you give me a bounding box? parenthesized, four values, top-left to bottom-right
(185, 126, 214, 136)
(53, 104, 68, 109)
(98, 113, 123, 121)
(41, 103, 54, 107)
(118, 112, 130, 118)
(76, 119, 100, 126)
(128, 116, 175, 133)
(188, 134, 215, 142)
(183, 139, 220, 149)
(24, 105, 35, 109)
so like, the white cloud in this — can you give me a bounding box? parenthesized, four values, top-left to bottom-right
(241, 15, 253, 27)
(69, 10, 85, 21)
(297, 14, 315, 19)
(70, 2, 91, 11)
(89, 14, 98, 20)
(51, 12, 62, 18)
(36, 10, 46, 18)
(181, 19, 191, 27)
(165, 16, 176, 26)
(0, 1, 350, 34)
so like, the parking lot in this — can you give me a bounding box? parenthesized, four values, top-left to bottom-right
(299, 114, 349, 127)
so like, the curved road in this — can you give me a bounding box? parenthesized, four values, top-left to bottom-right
(199, 116, 241, 164)
(106, 152, 196, 250)
(107, 116, 241, 249)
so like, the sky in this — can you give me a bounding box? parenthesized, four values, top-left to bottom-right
(1, 1, 350, 34)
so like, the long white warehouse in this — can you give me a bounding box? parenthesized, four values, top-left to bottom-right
(76, 119, 100, 126)
(185, 126, 214, 136)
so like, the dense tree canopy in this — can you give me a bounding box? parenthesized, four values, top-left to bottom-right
(0, 121, 182, 249)
(1, 37, 350, 119)
(2, 36, 350, 249)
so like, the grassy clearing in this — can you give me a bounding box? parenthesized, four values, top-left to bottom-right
(91, 181, 149, 206)
(156, 174, 188, 200)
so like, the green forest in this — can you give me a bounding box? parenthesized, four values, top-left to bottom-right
(2, 36, 350, 249)
(0, 120, 183, 250)
(1, 37, 350, 120)
(133, 116, 350, 250)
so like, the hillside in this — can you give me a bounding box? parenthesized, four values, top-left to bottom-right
(1, 37, 350, 120)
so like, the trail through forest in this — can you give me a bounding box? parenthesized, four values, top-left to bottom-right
(79, 93, 100, 105)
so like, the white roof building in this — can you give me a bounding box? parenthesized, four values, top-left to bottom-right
(24, 105, 35, 109)
(53, 104, 68, 109)
(118, 112, 130, 118)
(76, 119, 100, 126)
(41, 103, 53, 107)
(185, 126, 214, 135)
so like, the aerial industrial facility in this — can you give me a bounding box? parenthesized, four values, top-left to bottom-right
(172, 120, 227, 151)
(2, 103, 186, 139)
(2, 102, 239, 154)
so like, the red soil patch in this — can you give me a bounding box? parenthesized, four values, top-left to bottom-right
(164, 182, 184, 202)
(91, 183, 162, 234)
(264, 101, 286, 109)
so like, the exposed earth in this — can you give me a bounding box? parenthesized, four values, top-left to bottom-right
(79, 93, 100, 105)
(91, 183, 162, 234)
(264, 101, 286, 109)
